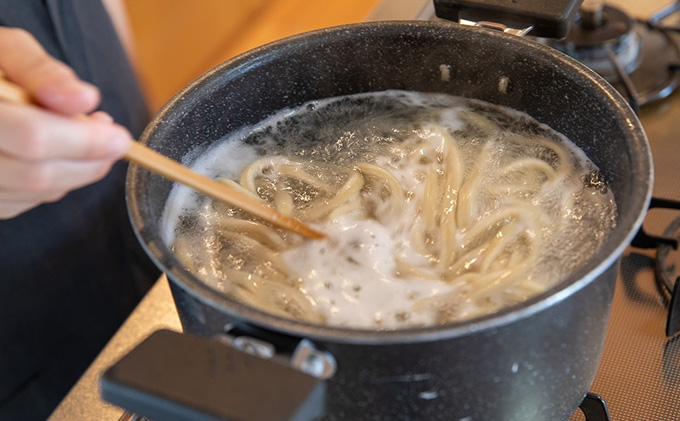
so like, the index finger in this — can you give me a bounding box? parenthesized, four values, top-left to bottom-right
(0, 102, 131, 161)
(0, 27, 100, 114)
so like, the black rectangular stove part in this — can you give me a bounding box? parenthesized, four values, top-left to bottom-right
(578, 393, 612, 421)
(433, 0, 582, 37)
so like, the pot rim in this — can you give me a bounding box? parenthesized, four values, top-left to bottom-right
(128, 20, 653, 345)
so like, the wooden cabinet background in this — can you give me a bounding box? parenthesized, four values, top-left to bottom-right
(124, 0, 379, 111)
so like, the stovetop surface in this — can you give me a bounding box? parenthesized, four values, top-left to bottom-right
(579, 86, 680, 421)
(572, 2, 680, 420)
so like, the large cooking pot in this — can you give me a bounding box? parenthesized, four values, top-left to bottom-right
(107, 11, 652, 421)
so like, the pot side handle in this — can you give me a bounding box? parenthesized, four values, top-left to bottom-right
(100, 330, 326, 421)
(433, 0, 583, 38)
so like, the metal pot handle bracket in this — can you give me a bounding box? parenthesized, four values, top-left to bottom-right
(433, 0, 583, 38)
(101, 328, 336, 421)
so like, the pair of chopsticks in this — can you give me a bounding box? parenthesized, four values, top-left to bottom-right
(0, 76, 325, 239)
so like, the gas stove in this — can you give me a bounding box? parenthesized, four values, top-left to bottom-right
(556, 3, 680, 419)
(49, 2, 680, 421)
(550, 2, 680, 110)
(371, 1, 680, 419)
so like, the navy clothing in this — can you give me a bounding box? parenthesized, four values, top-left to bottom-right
(0, 1, 158, 419)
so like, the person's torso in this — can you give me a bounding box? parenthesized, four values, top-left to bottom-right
(0, 1, 157, 418)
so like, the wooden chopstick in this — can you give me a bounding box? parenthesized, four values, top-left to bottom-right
(0, 76, 326, 239)
(124, 142, 325, 239)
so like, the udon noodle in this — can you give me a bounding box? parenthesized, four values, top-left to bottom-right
(163, 91, 617, 329)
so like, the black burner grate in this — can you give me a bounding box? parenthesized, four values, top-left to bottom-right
(552, 4, 680, 111)
(655, 215, 680, 336)
(578, 393, 612, 421)
(629, 197, 680, 337)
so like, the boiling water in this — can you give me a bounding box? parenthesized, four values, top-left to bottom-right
(163, 91, 617, 329)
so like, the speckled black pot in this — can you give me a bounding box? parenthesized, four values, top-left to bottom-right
(126, 21, 652, 420)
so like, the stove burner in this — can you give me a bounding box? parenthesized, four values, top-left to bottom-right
(554, 6, 641, 77)
(551, 3, 680, 109)
(656, 215, 680, 337)
(630, 197, 680, 336)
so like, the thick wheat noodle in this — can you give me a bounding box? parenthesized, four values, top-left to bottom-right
(355, 163, 404, 202)
(467, 260, 533, 299)
(467, 269, 513, 296)
(328, 199, 361, 220)
(533, 136, 571, 176)
(175, 235, 231, 286)
(438, 215, 458, 269)
(493, 136, 574, 214)
(274, 191, 294, 215)
(240, 157, 333, 194)
(485, 183, 537, 197)
(458, 204, 545, 251)
(477, 221, 531, 273)
(278, 164, 333, 193)
(395, 258, 438, 280)
(472, 238, 536, 296)
(492, 136, 572, 189)
(173, 236, 197, 273)
(217, 177, 265, 202)
(507, 137, 571, 186)
(470, 241, 536, 299)
(432, 187, 460, 268)
(346, 129, 547, 290)
(497, 158, 558, 181)
(303, 171, 365, 220)
(219, 230, 290, 278)
(445, 244, 490, 280)
(240, 157, 276, 193)
(215, 215, 286, 250)
(393, 134, 544, 289)
(410, 226, 431, 256)
(176, 123, 576, 325)
(224, 267, 324, 323)
(411, 272, 483, 311)
(423, 168, 440, 227)
(439, 127, 465, 192)
(455, 136, 571, 226)
(442, 224, 535, 286)
(456, 143, 491, 228)
(434, 130, 465, 267)
(517, 278, 547, 294)
(460, 110, 500, 134)
(242, 162, 365, 221)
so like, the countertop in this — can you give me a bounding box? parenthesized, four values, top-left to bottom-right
(49, 277, 181, 420)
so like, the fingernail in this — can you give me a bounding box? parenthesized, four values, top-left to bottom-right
(108, 131, 131, 156)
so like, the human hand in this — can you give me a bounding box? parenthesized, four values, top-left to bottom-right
(0, 27, 133, 219)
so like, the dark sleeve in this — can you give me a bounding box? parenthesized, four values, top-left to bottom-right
(0, 1, 158, 419)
